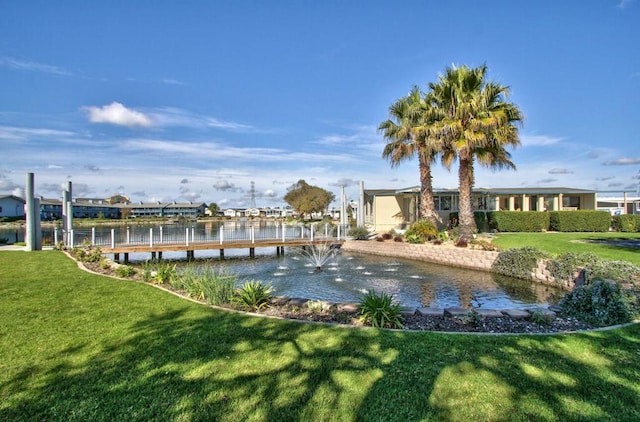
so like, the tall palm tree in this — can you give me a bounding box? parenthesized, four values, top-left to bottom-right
(426, 64, 523, 242)
(379, 86, 441, 227)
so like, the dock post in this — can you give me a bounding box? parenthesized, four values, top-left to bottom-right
(249, 247, 255, 258)
(124, 253, 129, 264)
(151, 251, 156, 260)
(158, 251, 162, 260)
(114, 253, 120, 262)
(219, 249, 224, 259)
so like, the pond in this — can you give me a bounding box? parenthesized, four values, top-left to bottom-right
(155, 248, 560, 310)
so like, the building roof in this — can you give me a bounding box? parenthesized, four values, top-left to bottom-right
(370, 186, 598, 196)
(0, 195, 26, 203)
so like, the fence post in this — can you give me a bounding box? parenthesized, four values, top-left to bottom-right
(337, 225, 341, 240)
(325, 223, 328, 238)
(220, 225, 224, 245)
(69, 230, 74, 248)
(311, 224, 315, 242)
(160, 226, 163, 244)
(191, 227, 195, 243)
(91, 227, 96, 245)
(186, 227, 190, 246)
(282, 222, 286, 242)
(111, 229, 115, 249)
(126, 227, 130, 245)
(54, 227, 58, 245)
(149, 228, 153, 248)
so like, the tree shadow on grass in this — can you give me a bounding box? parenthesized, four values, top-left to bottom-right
(358, 326, 640, 421)
(0, 306, 395, 421)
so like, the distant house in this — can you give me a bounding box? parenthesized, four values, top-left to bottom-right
(121, 201, 207, 218)
(364, 186, 598, 232)
(597, 193, 640, 215)
(0, 195, 26, 218)
(39, 198, 121, 220)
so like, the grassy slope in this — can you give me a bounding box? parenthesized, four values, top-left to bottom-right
(491, 232, 640, 265)
(1, 251, 639, 421)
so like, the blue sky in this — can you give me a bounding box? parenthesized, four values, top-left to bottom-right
(1, 1, 639, 207)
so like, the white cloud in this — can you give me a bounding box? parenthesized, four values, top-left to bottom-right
(616, 0, 633, 9)
(0, 125, 76, 142)
(520, 134, 564, 147)
(83, 102, 152, 127)
(603, 157, 640, 165)
(0, 56, 71, 76)
(548, 168, 574, 174)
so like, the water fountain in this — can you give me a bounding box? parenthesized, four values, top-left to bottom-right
(298, 242, 339, 272)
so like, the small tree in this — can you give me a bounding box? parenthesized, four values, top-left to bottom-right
(208, 203, 220, 215)
(283, 180, 335, 218)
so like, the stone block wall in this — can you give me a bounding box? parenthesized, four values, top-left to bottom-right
(341, 240, 499, 272)
(342, 240, 578, 290)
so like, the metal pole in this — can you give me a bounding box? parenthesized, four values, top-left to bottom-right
(25, 172, 37, 250)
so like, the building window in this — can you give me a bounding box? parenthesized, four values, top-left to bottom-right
(563, 196, 580, 208)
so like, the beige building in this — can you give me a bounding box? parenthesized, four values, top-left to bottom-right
(364, 186, 598, 232)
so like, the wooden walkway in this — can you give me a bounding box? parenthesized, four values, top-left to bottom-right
(101, 238, 344, 262)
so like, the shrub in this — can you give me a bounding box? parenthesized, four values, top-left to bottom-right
(0, 237, 8, 244)
(529, 310, 554, 326)
(492, 247, 550, 280)
(393, 236, 403, 242)
(115, 265, 136, 278)
(72, 243, 103, 263)
(547, 252, 601, 285)
(548, 211, 610, 232)
(611, 215, 640, 232)
(405, 220, 438, 243)
(358, 290, 403, 329)
(584, 260, 640, 286)
(487, 211, 549, 232)
(233, 280, 273, 311)
(405, 233, 423, 244)
(155, 262, 177, 285)
(347, 226, 370, 240)
(559, 280, 637, 327)
(382, 232, 393, 240)
(470, 238, 499, 251)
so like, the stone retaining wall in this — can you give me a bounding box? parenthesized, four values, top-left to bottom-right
(341, 240, 499, 272)
(342, 240, 575, 290)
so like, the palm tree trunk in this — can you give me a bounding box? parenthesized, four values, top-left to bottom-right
(457, 153, 477, 242)
(418, 153, 440, 228)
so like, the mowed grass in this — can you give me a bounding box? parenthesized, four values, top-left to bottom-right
(1, 251, 640, 421)
(492, 232, 640, 265)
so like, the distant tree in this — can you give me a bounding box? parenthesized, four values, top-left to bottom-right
(107, 194, 129, 204)
(284, 180, 335, 217)
(208, 203, 220, 215)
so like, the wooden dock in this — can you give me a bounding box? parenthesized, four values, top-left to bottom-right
(101, 238, 344, 263)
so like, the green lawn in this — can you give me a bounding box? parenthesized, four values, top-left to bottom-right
(491, 232, 640, 265)
(1, 251, 639, 421)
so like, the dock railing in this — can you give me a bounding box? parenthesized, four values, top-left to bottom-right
(57, 222, 352, 249)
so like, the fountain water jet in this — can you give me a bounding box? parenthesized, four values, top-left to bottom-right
(299, 242, 339, 272)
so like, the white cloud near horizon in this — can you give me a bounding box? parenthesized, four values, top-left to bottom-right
(83, 102, 153, 127)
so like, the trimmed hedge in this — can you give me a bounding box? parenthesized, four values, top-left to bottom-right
(487, 211, 549, 232)
(612, 214, 640, 232)
(548, 211, 610, 232)
(447, 211, 489, 233)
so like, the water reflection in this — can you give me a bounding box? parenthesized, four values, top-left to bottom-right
(181, 250, 560, 310)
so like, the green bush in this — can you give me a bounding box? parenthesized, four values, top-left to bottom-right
(405, 220, 438, 243)
(358, 290, 403, 329)
(347, 226, 370, 240)
(115, 265, 136, 278)
(548, 211, 610, 232)
(559, 280, 637, 327)
(612, 215, 640, 232)
(547, 252, 601, 286)
(487, 211, 549, 232)
(72, 244, 103, 263)
(233, 280, 273, 311)
(492, 247, 550, 280)
(474, 211, 488, 232)
(585, 260, 640, 286)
